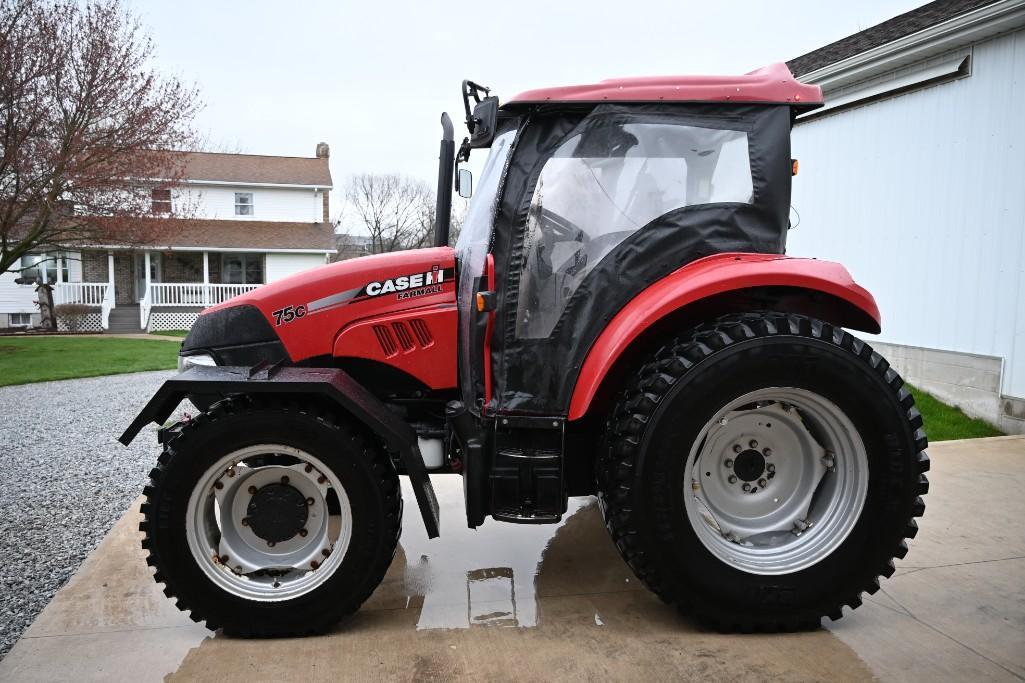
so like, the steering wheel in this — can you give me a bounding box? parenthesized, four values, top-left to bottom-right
(534, 208, 591, 279)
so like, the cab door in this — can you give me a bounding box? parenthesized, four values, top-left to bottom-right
(453, 128, 517, 414)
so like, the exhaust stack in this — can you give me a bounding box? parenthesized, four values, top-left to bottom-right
(434, 113, 455, 247)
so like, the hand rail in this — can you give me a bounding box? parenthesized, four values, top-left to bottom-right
(100, 284, 115, 330)
(139, 286, 151, 330)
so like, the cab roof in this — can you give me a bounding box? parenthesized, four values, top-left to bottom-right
(504, 63, 823, 110)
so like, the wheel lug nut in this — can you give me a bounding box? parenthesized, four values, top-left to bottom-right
(758, 478, 767, 488)
(322, 548, 331, 557)
(241, 517, 249, 526)
(728, 475, 738, 484)
(310, 560, 320, 570)
(749, 440, 758, 449)
(281, 476, 290, 485)
(267, 541, 276, 548)
(213, 482, 224, 490)
(248, 485, 258, 495)
(767, 464, 775, 473)
(227, 468, 236, 478)
(724, 458, 734, 467)
(763, 448, 772, 457)
(219, 555, 228, 563)
(742, 483, 751, 492)
(298, 529, 308, 538)
(273, 581, 281, 588)
(318, 475, 327, 484)
(306, 497, 315, 506)
(304, 464, 313, 473)
(733, 444, 742, 454)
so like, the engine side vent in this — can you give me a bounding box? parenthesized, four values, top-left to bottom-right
(392, 322, 416, 352)
(409, 318, 433, 347)
(372, 325, 398, 357)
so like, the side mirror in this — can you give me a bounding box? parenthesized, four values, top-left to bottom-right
(456, 168, 473, 198)
(468, 97, 498, 148)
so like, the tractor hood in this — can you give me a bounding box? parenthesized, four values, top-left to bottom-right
(181, 247, 456, 367)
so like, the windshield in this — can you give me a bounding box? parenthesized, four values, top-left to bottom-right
(456, 128, 517, 409)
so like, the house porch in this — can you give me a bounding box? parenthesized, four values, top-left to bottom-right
(53, 249, 262, 332)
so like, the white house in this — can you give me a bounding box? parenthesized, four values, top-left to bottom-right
(786, 0, 1025, 433)
(0, 144, 337, 333)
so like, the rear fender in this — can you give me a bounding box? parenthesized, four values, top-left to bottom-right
(119, 365, 440, 538)
(568, 253, 881, 421)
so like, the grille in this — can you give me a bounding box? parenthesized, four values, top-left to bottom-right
(372, 325, 398, 357)
(409, 318, 434, 347)
(372, 318, 433, 357)
(392, 322, 415, 352)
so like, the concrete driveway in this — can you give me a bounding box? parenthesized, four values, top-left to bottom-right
(2, 436, 1023, 682)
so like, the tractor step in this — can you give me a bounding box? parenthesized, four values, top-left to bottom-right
(489, 415, 566, 523)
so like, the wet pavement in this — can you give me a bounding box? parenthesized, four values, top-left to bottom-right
(2, 436, 1023, 682)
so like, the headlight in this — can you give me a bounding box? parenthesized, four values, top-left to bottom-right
(178, 353, 217, 373)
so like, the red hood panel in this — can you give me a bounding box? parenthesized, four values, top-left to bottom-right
(206, 247, 457, 363)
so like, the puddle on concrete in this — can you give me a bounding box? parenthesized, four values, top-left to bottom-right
(2, 479, 882, 681)
(395, 476, 594, 630)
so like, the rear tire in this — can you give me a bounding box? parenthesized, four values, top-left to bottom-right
(597, 312, 929, 631)
(139, 396, 401, 636)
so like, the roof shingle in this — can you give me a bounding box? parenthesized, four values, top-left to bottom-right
(127, 218, 336, 251)
(173, 151, 332, 187)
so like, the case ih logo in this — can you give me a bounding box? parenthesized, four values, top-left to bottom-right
(365, 266, 448, 299)
(305, 265, 454, 316)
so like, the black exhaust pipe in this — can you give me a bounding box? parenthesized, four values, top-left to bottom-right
(434, 113, 455, 248)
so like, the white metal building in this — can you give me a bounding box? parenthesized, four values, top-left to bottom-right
(786, 0, 1025, 433)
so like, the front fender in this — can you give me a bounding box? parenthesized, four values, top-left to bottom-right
(119, 365, 440, 538)
(567, 253, 881, 420)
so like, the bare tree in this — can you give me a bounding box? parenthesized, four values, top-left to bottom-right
(0, 0, 200, 277)
(343, 173, 438, 254)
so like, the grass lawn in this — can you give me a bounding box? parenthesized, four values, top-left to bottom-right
(150, 330, 189, 338)
(0, 336, 1009, 443)
(908, 385, 1004, 442)
(0, 336, 178, 387)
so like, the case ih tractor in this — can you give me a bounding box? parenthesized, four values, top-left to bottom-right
(121, 63, 929, 636)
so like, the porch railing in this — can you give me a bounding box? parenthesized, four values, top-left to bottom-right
(148, 283, 260, 307)
(100, 284, 114, 329)
(139, 287, 151, 330)
(53, 282, 109, 306)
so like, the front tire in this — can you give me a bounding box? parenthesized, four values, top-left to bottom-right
(140, 397, 401, 636)
(598, 312, 929, 631)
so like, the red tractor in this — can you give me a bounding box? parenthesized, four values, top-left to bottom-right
(121, 63, 928, 636)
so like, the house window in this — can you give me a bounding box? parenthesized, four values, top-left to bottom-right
(21, 252, 69, 285)
(10, 313, 31, 326)
(234, 192, 254, 216)
(151, 188, 172, 214)
(221, 253, 264, 284)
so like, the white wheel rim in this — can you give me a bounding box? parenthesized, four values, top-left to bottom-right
(683, 388, 868, 575)
(185, 444, 353, 601)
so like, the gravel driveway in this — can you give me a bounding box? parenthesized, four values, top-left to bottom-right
(0, 370, 177, 660)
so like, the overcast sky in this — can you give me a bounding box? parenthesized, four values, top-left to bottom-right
(128, 0, 921, 218)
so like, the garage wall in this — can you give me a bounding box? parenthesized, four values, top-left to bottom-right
(787, 28, 1025, 411)
(265, 253, 327, 283)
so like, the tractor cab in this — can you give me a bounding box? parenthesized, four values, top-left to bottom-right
(447, 64, 825, 524)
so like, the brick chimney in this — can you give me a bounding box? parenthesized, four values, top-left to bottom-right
(316, 142, 330, 223)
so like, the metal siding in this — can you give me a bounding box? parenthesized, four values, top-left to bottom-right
(788, 28, 1025, 399)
